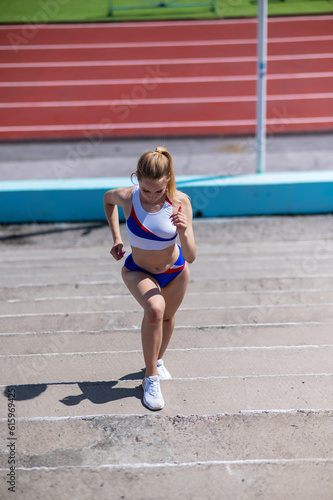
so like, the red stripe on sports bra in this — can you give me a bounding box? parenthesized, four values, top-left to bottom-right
(131, 205, 156, 236)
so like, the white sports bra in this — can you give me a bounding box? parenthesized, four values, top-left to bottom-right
(126, 186, 177, 250)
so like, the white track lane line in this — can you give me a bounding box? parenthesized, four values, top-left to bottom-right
(2, 92, 333, 108)
(1, 52, 333, 68)
(1, 72, 332, 87)
(1, 34, 333, 50)
(1, 116, 333, 133)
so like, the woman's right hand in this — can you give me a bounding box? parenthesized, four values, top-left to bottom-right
(111, 242, 126, 261)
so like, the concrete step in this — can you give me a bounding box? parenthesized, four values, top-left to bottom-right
(2, 302, 333, 334)
(2, 343, 333, 385)
(1, 323, 333, 356)
(1, 458, 331, 500)
(1, 374, 332, 418)
(2, 249, 333, 272)
(2, 242, 333, 287)
(1, 411, 333, 499)
(3, 288, 333, 316)
(1, 236, 332, 256)
(3, 251, 333, 274)
(3, 274, 333, 298)
(1, 411, 332, 467)
(3, 264, 333, 288)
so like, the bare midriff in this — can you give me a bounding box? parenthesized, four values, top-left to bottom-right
(131, 244, 179, 273)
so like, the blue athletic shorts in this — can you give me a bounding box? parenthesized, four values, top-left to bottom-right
(124, 245, 186, 288)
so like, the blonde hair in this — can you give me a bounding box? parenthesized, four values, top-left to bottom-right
(132, 146, 177, 201)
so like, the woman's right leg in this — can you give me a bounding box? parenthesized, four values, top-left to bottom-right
(121, 267, 165, 378)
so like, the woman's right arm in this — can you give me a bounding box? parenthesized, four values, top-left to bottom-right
(103, 188, 130, 261)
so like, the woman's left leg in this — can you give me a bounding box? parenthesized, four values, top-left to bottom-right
(158, 263, 190, 360)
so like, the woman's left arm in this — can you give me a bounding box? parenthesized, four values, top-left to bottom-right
(171, 194, 196, 263)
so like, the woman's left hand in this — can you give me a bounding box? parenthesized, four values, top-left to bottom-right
(170, 206, 188, 233)
(171, 195, 196, 263)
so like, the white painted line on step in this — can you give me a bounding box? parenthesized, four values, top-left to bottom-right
(4, 294, 131, 303)
(5, 272, 333, 288)
(0, 373, 331, 387)
(172, 373, 333, 381)
(4, 281, 118, 288)
(182, 302, 333, 310)
(1, 271, 112, 278)
(0, 407, 331, 423)
(1, 457, 332, 473)
(195, 321, 333, 329)
(0, 309, 134, 318)
(0, 327, 142, 336)
(1, 288, 331, 304)
(2, 301, 333, 319)
(239, 408, 333, 415)
(1, 344, 332, 358)
(1, 321, 333, 336)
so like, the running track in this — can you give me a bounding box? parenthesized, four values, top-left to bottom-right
(0, 15, 333, 141)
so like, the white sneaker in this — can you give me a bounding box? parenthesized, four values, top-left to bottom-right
(157, 359, 172, 380)
(142, 375, 165, 410)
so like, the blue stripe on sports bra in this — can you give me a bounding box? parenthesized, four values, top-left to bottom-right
(127, 206, 177, 243)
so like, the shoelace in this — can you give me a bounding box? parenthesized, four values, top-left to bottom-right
(147, 379, 159, 396)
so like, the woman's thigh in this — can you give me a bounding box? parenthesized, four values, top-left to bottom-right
(162, 263, 190, 320)
(121, 267, 165, 313)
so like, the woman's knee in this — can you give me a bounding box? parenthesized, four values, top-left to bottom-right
(163, 314, 175, 325)
(144, 296, 165, 324)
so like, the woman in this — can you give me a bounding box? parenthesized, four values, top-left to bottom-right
(104, 146, 196, 410)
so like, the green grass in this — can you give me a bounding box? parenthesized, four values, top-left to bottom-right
(0, 0, 332, 23)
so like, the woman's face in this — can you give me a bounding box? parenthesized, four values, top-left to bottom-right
(139, 177, 168, 204)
